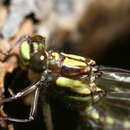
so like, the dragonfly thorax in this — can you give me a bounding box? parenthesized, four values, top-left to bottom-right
(47, 52, 96, 80)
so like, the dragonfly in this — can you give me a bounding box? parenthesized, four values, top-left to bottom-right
(0, 35, 130, 130)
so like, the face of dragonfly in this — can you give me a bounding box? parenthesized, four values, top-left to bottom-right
(20, 35, 48, 72)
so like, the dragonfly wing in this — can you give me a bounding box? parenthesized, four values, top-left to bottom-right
(87, 66, 130, 129)
(96, 66, 130, 92)
(83, 91, 130, 130)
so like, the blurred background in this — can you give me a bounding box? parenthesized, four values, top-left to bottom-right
(0, 0, 130, 130)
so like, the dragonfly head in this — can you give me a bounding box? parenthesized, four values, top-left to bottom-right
(20, 35, 48, 72)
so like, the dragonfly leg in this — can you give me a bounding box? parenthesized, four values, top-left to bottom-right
(0, 81, 40, 104)
(1, 88, 40, 123)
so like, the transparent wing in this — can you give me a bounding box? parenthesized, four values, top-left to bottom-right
(82, 92, 130, 130)
(83, 66, 130, 130)
(96, 66, 130, 92)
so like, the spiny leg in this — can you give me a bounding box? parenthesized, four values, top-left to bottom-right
(2, 88, 40, 122)
(0, 81, 40, 104)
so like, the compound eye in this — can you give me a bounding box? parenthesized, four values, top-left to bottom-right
(20, 40, 31, 64)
